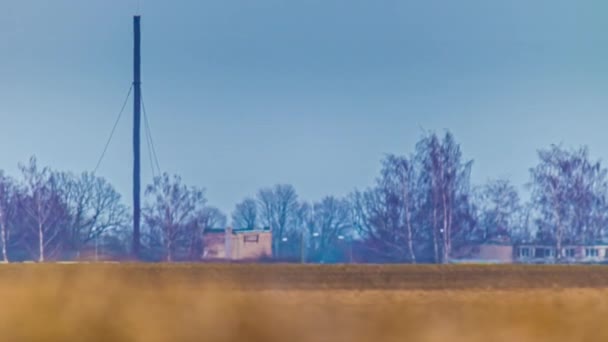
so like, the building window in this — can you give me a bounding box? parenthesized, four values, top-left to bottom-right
(585, 248, 599, 257)
(243, 234, 259, 243)
(565, 248, 576, 258)
(518, 247, 530, 257)
(544, 248, 553, 257)
(535, 248, 546, 258)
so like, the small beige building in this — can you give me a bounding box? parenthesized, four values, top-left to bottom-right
(202, 227, 272, 261)
(452, 243, 514, 264)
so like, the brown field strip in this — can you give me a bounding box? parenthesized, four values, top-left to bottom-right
(5, 263, 608, 290)
(2, 264, 608, 341)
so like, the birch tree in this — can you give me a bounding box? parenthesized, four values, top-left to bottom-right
(416, 132, 473, 264)
(529, 145, 608, 260)
(143, 173, 207, 262)
(381, 155, 418, 263)
(18, 157, 68, 262)
(0, 172, 17, 263)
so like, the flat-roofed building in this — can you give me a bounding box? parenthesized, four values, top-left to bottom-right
(515, 243, 608, 264)
(453, 237, 608, 264)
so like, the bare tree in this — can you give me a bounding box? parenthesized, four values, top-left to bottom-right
(200, 206, 227, 229)
(352, 187, 409, 262)
(55, 171, 129, 259)
(529, 145, 608, 260)
(475, 179, 522, 242)
(182, 206, 226, 261)
(353, 155, 419, 263)
(515, 203, 535, 243)
(308, 196, 352, 262)
(18, 157, 68, 262)
(143, 173, 207, 262)
(352, 132, 473, 263)
(232, 197, 258, 229)
(257, 184, 300, 257)
(0, 172, 17, 263)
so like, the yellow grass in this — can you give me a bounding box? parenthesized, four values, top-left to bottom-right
(2, 264, 608, 341)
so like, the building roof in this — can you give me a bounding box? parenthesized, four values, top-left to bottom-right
(516, 242, 608, 247)
(482, 236, 513, 246)
(204, 227, 271, 234)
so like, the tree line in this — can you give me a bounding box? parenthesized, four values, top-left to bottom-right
(0, 131, 607, 263)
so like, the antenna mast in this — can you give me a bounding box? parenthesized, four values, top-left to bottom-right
(133, 15, 142, 260)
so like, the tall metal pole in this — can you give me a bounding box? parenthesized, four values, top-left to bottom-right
(133, 15, 142, 260)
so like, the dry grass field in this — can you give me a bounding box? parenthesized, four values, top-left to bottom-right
(2, 264, 608, 342)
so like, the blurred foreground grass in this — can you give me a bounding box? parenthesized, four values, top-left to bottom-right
(2, 264, 608, 341)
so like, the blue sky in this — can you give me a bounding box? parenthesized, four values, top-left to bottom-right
(1, 0, 607, 215)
